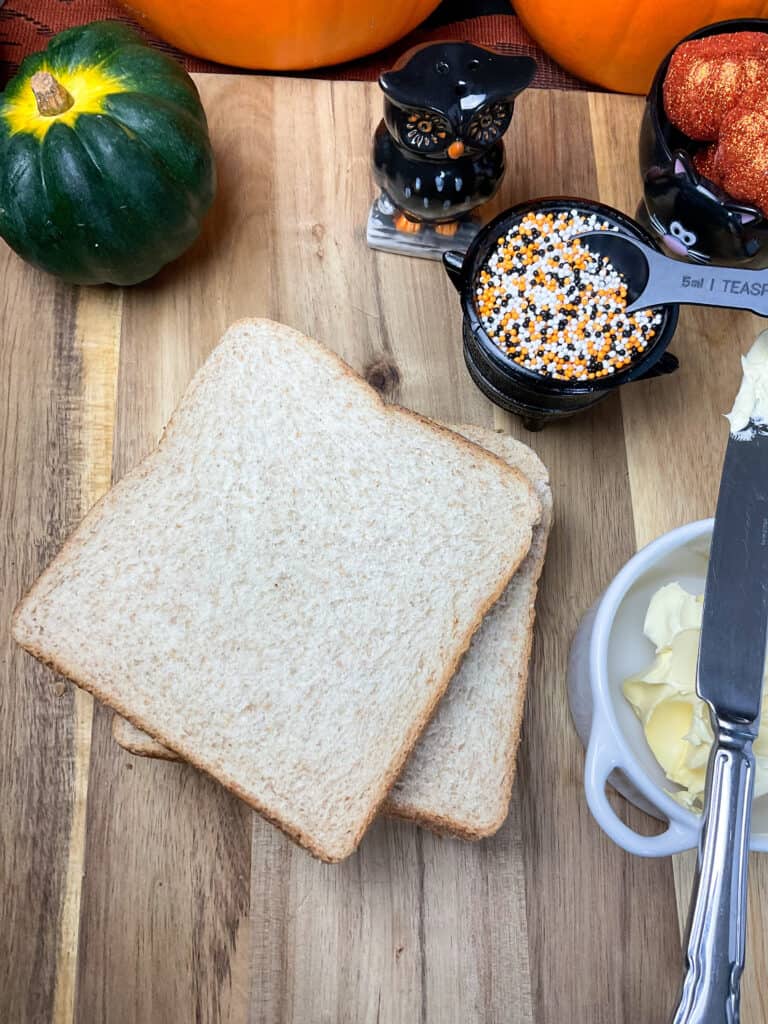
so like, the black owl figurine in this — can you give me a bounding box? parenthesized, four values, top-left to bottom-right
(367, 42, 536, 258)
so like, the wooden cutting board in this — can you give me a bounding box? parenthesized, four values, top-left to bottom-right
(2, 75, 767, 1024)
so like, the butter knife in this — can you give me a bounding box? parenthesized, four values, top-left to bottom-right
(671, 422, 768, 1024)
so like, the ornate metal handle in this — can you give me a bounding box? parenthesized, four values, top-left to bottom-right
(671, 718, 756, 1024)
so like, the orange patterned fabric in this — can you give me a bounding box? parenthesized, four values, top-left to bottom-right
(0, 3, 587, 89)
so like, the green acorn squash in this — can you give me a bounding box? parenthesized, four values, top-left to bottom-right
(0, 21, 216, 285)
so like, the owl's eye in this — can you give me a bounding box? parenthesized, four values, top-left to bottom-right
(403, 110, 451, 150)
(467, 103, 511, 145)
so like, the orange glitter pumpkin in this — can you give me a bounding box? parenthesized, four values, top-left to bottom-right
(692, 143, 723, 184)
(715, 94, 768, 214)
(663, 32, 768, 138)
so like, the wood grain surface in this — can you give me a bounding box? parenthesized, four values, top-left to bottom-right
(1, 76, 765, 1023)
(587, 90, 768, 1024)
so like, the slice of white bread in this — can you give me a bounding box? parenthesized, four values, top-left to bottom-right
(13, 319, 540, 862)
(384, 426, 552, 837)
(110, 426, 552, 841)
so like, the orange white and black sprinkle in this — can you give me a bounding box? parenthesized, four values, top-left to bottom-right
(474, 210, 663, 382)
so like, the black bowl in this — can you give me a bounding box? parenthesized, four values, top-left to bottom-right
(443, 197, 680, 429)
(639, 18, 768, 269)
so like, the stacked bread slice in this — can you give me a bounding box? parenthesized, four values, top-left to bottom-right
(13, 320, 551, 861)
(111, 425, 552, 840)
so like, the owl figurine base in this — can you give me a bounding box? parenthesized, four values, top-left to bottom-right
(367, 42, 536, 261)
(366, 193, 482, 260)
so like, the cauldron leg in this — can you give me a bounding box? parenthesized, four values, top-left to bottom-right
(521, 414, 547, 432)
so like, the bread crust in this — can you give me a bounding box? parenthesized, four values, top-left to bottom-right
(12, 320, 540, 862)
(384, 431, 553, 839)
(112, 715, 179, 761)
(383, 590, 538, 840)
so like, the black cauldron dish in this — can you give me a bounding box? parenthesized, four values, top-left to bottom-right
(443, 198, 679, 430)
(639, 18, 768, 269)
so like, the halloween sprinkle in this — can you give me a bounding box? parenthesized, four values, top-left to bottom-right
(474, 210, 664, 381)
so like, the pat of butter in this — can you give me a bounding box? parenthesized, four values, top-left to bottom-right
(623, 583, 768, 809)
(727, 329, 768, 435)
(643, 582, 703, 650)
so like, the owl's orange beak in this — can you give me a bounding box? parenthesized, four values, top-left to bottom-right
(447, 140, 465, 160)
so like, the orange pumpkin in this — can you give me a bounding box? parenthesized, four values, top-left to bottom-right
(513, 1, 768, 94)
(121, 0, 442, 70)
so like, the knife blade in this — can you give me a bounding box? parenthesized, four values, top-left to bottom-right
(671, 420, 768, 1024)
(575, 231, 768, 317)
(699, 427, 768, 723)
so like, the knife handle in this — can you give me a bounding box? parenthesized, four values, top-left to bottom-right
(671, 719, 756, 1024)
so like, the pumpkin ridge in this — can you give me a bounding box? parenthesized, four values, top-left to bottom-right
(0, 134, 55, 264)
(103, 90, 210, 137)
(73, 108, 185, 206)
(42, 22, 143, 87)
(67, 113, 209, 275)
(37, 124, 121, 282)
(100, 93, 214, 201)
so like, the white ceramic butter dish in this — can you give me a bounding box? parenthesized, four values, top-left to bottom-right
(567, 518, 768, 856)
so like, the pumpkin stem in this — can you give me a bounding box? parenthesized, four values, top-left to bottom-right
(30, 71, 74, 117)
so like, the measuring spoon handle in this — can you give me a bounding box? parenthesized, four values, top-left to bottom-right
(627, 254, 768, 317)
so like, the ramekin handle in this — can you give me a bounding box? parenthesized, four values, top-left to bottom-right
(585, 724, 698, 857)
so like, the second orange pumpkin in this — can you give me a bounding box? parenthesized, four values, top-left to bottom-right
(513, 0, 768, 94)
